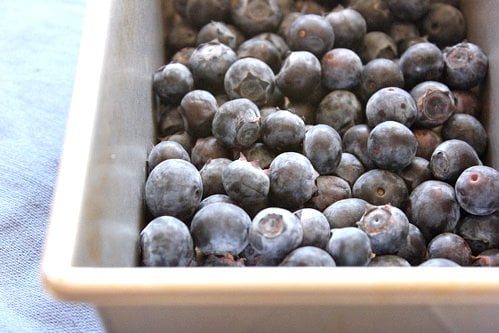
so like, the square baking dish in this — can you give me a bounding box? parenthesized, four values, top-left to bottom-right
(42, 1, 499, 332)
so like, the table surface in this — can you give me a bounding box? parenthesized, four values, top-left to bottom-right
(0, 1, 105, 331)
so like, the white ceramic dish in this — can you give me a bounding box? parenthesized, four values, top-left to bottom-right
(42, 1, 499, 332)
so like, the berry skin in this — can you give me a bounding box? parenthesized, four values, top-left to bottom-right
(276, 51, 322, 102)
(145, 159, 203, 220)
(457, 214, 499, 256)
(153, 63, 194, 105)
(352, 169, 409, 208)
(455, 166, 499, 216)
(443, 42, 488, 90)
(279, 246, 336, 266)
(323, 198, 371, 229)
(396, 223, 427, 266)
(147, 140, 190, 172)
(303, 124, 343, 175)
(325, 8, 366, 52)
(212, 98, 261, 149)
(316, 90, 363, 136)
(222, 154, 270, 206)
(429, 139, 482, 184)
(140, 216, 194, 267)
(365, 87, 418, 128)
(342, 124, 376, 170)
(224, 57, 275, 106)
(294, 208, 331, 249)
(180, 89, 218, 138)
(406, 180, 461, 242)
(419, 258, 460, 267)
(411, 81, 456, 128)
(426, 232, 473, 266)
(230, 0, 283, 37)
(269, 152, 319, 210)
(367, 121, 418, 171)
(358, 58, 405, 102)
(399, 42, 444, 88)
(249, 207, 304, 265)
(190, 202, 251, 256)
(421, 3, 466, 48)
(359, 31, 397, 64)
(199, 158, 232, 198)
(305, 175, 351, 212)
(321, 48, 363, 91)
(332, 153, 365, 187)
(357, 204, 410, 255)
(287, 14, 335, 58)
(368, 255, 410, 267)
(326, 227, 372, 266)
(261, 110, 305, 152)
(441, 113, 488, 157)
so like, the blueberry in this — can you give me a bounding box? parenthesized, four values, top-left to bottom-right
(224, 57, 276, 106)
(276, 51, 321, 102)
(279, 246, 336, 266)
(342, 124, 376, 170)
(385, 0, 430, 22)
(212, 98, 261, 149)
(222, 154, 270, 206)
(197, 194, 236, 212)
(389, 22, 423, 54)
(349, 0, 393, 32)
(325, 8, 366, 52)
(419, 258, 460, 267)
(188, 41, 238, 94)
(410, 81, 456, 128)
(153, 63, 194, 105)
(316, 90, 363, 136)
(196, 21, 240, 50)
(293, 208, 331, 249)
(367, 121, 418, 171)
(399, 42, 444, 88)
(303, 124, 342, 175)
(169, 47, 195, 67)
(286, 101, 316, 125)
(180, 89, 218, 138)
(145, 159, 203, 220)
(249, 207, 304, 265)
(321, 48, 362, 91)
(167, 20, 197, 52)
(455, 166, 499, 216)
(190, 202, 251, 256)
(426, 232, 473, 266)
(323, 198, 371, 229)
(358, 58, 404, 102)
(443, 42, 488, 90)
(412, 128, 442, 160)
(230, 0, 283, 37)
(157, 104, 186, 139)
(202, 253, 246, 267)
(326, 227, 372, 266)
(261, 110, 305, 152)
(429, 139, 482, 184)
(269, 152, 319, 210)
(199, 158, 232, 198)
(359, 31, 397, 64)
(441, 113, 488, 157)
(453, 89, 482, 117)
(286, 14, 334, 58)
(162, 131, 195, 156)
(190, 136, 234, 170)
(140, 216, 194, 267)
(473, 249, 499, 267)
(421, 3, 466, 48)
(241, 142, 276, 169)
(147, 140, 190, 173)
(352, 169, 409, 208)
(237, 38, 282, 73)
(306, 175, 351, 212)
(332, 153, 365, 187)
(365, 87, 418, 128)
(396, 223, 427, 266)
(397, 157, 433, 191)
(368, 255, 410, 267)
(252, 32, 290, 60)
(457, 213, 499, 256)
(406, 180, 461, 242)
(185, 0, 231, 29)
(357, 204, 410, 255)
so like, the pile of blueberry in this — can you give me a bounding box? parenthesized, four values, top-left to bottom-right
(140, 0, 499, 268)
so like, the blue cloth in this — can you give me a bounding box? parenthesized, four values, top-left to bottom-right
(0, 1, 105, 332)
